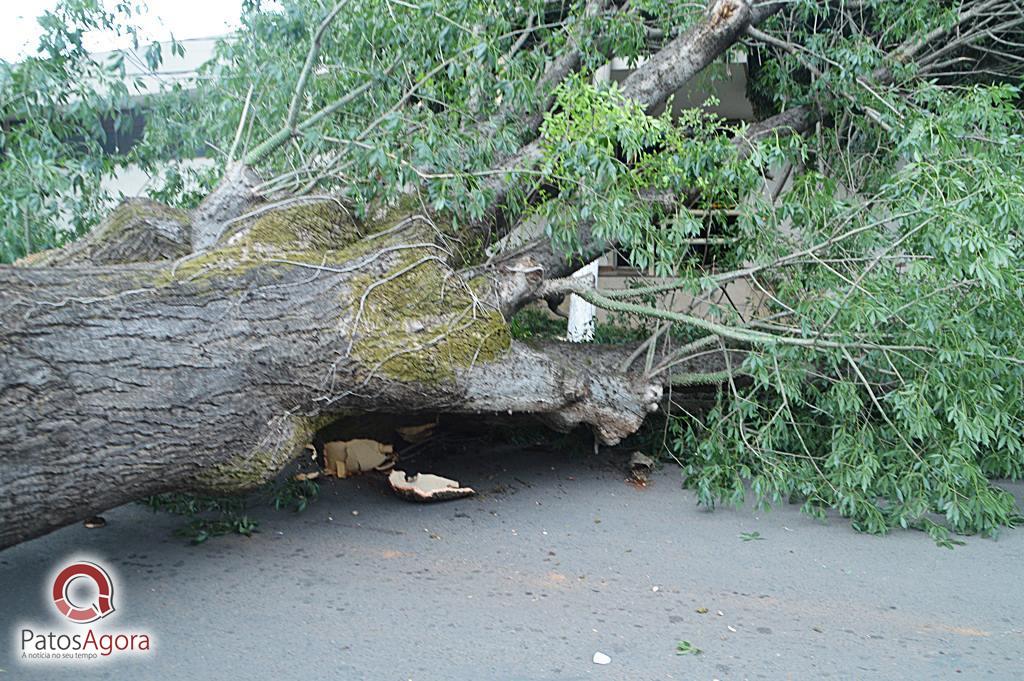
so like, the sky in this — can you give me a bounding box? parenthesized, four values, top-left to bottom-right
(0, 0, 246, 62)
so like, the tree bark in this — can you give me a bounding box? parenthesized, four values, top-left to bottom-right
(0, 202, 670, 548)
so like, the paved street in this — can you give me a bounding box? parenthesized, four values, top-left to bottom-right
(2, 446, 1022, 680)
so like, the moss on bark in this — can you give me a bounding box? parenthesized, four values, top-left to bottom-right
(194, 413, 334, 492)
(155, 201, 374, 285)
(230, 201, 360, 249)
(348, 248, 511, 383)
(102, 200, 190, 237)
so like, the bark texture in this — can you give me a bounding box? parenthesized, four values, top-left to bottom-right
(17, 199, 192, 267)
(0, 201, 664, 548)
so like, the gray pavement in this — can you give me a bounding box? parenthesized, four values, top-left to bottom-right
(2, 446, 1022, 680)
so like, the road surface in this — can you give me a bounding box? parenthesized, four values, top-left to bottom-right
(2, 445, 1022, 680)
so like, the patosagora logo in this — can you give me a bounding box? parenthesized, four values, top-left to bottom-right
(51, 561, 115, 624)
(16, 558, 153, 664)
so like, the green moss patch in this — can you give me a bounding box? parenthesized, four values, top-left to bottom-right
(195, 413, 331, 492)
(157, 201, 380, 286)
(238, 201, 361, 250)
(102, 200, 190, 237)
(349, 250, 511, 383)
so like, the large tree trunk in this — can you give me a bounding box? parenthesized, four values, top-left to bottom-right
(0, 0, 786, 549)
(0, 200, 667, 548)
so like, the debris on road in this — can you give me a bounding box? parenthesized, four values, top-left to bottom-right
(389, 470, 475, 502)
(592, 652, 611, 665)
(628, 451, 655, 483)
(676, 640, 702, 656)
(322, 439, 396, 478)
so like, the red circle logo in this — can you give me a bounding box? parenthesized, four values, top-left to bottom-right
(51, 561, 116, 624)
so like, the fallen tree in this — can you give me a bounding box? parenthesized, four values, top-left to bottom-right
(2, 199, 681, 546)
(2, 0, 1023, 547)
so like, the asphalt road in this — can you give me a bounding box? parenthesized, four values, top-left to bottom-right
(2, 446, 1022, 680)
